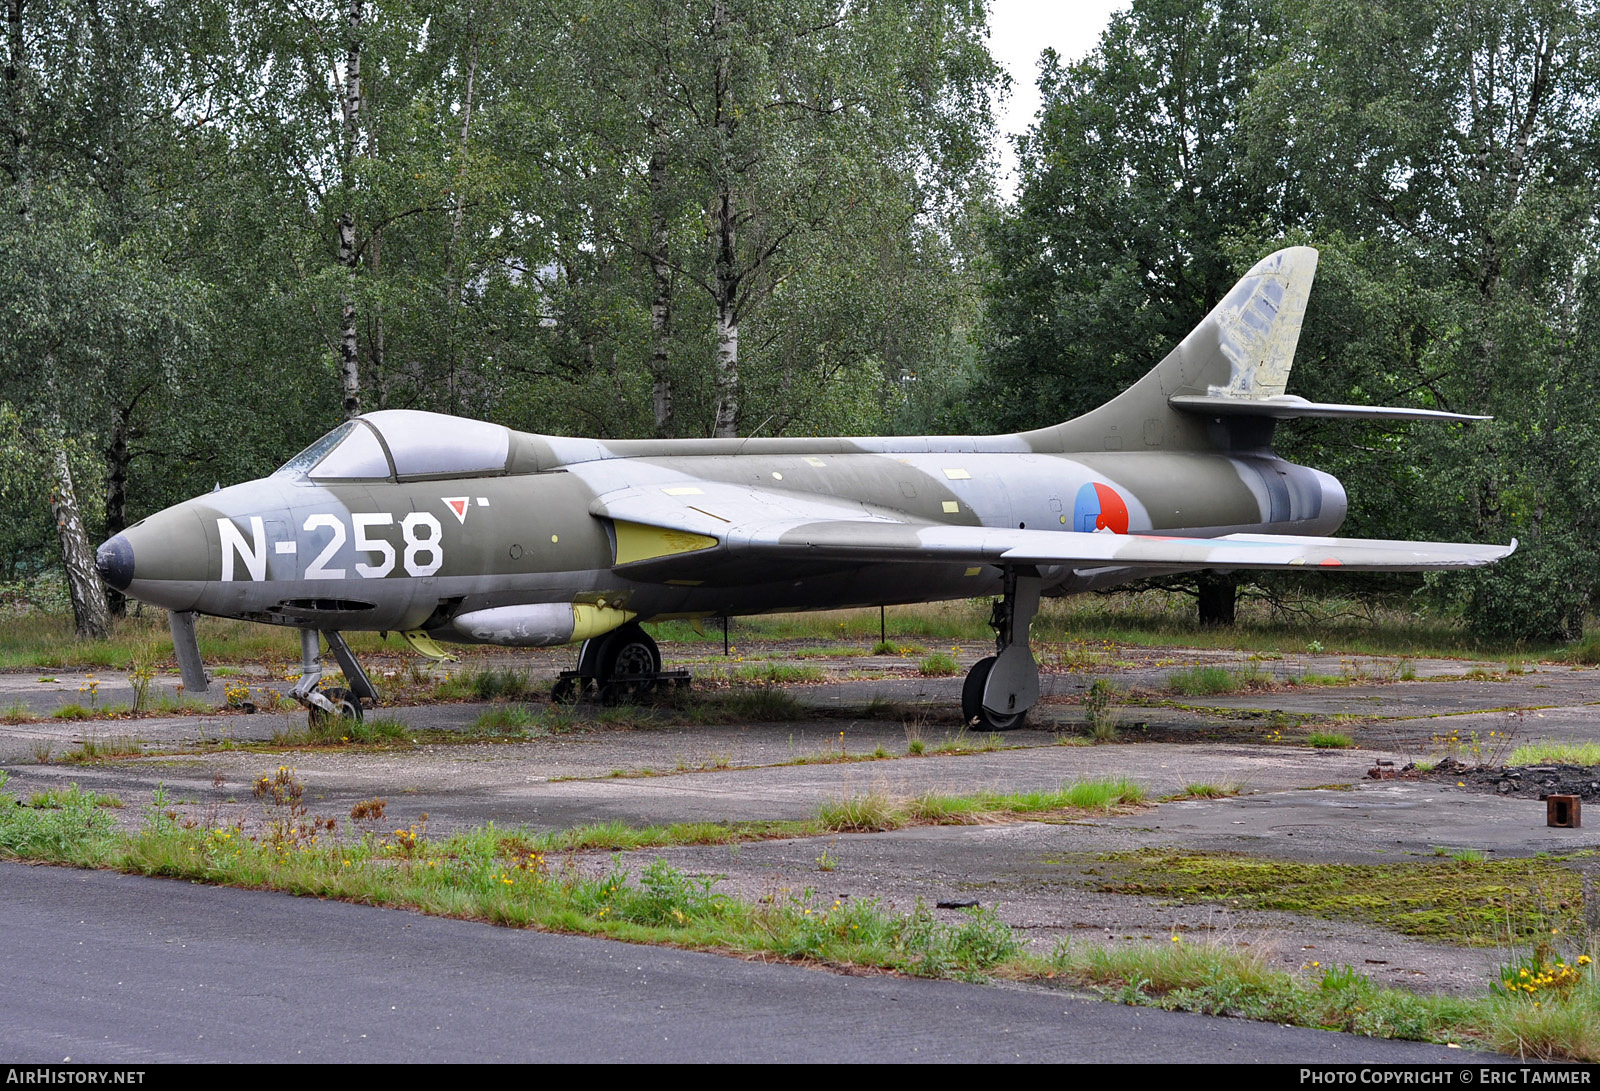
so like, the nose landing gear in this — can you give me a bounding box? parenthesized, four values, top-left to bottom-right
(290, 628, 378, 723)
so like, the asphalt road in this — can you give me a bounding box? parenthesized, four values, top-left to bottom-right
(1, 861, 1483, 1064)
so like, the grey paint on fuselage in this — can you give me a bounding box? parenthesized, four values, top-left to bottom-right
(112, 440, 1343, 640)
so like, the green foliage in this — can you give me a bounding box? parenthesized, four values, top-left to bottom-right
(1306, 732, 1356, 749)
(1508, 742, 1600, 767)
(1166, 663, 1274, 696)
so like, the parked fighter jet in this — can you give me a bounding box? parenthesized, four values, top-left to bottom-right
(96, 247, 1512, 728)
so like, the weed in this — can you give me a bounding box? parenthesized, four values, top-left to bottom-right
(27, 785, 123, 809)
(1509, 742, 1600, 767)
(2, 701, 31, 724)
(818, 792, 901, 833)
(1082, 679, 1121, 741)
(62, 734, 143, 761)
(270, 715, 409, 747)
(127, 651, 157, 713)
(468, 706, 537, 734)
(1307, 732, 1355, 749)
(816, 844, 838, 871)
(1566, 634, 1600, 666)
(1163, 782, 1241, 801)
(715, 662, 826, 685)
(700, 687, 806, 722)
(31, 740, 52, 763)
(1494, 949, 1593, 1000)
(1430, 727, 1516, 766)
(917, 652, 959, 677)
(1166, 663, 1274, 696)
(349, 798, 388, 824)
(77, 674, 100, 711)
(908, 738, 926, 756)
(870, 641, 897, 656)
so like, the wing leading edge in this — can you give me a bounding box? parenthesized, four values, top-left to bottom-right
(590, 483, 1515, 578)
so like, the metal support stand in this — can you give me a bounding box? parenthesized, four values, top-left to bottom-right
(168, 610, 209, 693)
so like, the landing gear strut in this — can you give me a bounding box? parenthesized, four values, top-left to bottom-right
(291, 628, 378, 723)
(552, 622, 687, 704)
(960, 567, 1041, 731)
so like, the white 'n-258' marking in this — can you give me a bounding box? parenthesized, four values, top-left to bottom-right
(218, 513, 443, 580)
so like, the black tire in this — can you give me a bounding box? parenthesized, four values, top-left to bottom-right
(960, 656, 1025, 731)
(597, 624, 660, 704)
(309, 685, 363, 727)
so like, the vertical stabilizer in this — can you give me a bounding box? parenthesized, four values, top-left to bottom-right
(1022, 246, 1320, 453)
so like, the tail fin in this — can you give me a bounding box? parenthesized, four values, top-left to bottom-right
(1022, 246, 1482, 455)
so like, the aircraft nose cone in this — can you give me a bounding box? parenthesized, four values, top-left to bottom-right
(96, 534, 135, 592)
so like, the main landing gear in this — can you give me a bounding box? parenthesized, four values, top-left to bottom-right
(960, 567, 1042, 731)
(551, 622, 688, 705)
(291, 628, 379, 724)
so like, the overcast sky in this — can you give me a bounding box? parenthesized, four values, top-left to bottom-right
(986, 0, 1129, 195)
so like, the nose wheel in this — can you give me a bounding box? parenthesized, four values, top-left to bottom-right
(308, 686, 363, 726)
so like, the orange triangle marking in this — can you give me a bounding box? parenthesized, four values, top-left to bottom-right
(443, 497, 469, 524)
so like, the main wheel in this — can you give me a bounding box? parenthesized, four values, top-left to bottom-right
(309, 685, 363, 727)
(960, 656, 1025, 731)
(597, 624, 661, 705)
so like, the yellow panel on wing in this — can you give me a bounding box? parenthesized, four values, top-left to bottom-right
(613, 519, 719, 565)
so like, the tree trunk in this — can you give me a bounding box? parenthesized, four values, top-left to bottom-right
(337, 0, 364, 419)
(50, 440, 111, 640)
(647, 124, 674, 438)
(1196, 570, 1237, 627)
(102, 405, 132, 617)
(712, 294, 739, 438)
(707, 0, 739, 439)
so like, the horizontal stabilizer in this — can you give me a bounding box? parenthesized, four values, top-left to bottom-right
(1169, 394, 1488, 424)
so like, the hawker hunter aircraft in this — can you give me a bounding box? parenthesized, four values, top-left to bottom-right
(97, 247, 1512, 729)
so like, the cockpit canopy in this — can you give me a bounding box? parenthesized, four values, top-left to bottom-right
(277, 410, 512, 481)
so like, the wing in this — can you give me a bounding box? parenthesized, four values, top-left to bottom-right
(589, 482, 1515, 579)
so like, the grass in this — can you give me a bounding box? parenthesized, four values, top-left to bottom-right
(26, 784, 124, 809)
(1165, 663, 1274, 695)
(1081, 678, 1121, 741)
(1049, 940, 1478, 1044)
(60, 734, 144, 761)
(1306, 732, 1357, 749)
(916, 652, 959, 677)
(1161, 782, 1243, 801)
(0, 770, 1595, 1058)
(269, 715, 411, 747)
(0, 611, 403, 671)
(466, 706, 540, 734)
(730, 663, 826, 685)
(1086, 849, 1583, 946)
(1508, 742, 1600, 767)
